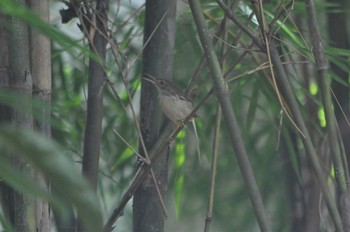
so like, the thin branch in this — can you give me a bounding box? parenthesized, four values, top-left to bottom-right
(149, 168, 168, 218)
(264, 31, 307, 138)
(216, 0, 266, 52)
(268, 0, 295, 37)
(112, 129, 149, 164)
(331, 89, 350, 127)
(204, 105, 221, 232)
(204, 29, 227, 230)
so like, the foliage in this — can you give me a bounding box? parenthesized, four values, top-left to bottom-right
(0, 125, 103, 231)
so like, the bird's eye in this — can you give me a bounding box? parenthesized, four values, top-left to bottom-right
(159, 80, 164, 85)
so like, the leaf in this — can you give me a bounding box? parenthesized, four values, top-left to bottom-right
(0, 126, 103, 231)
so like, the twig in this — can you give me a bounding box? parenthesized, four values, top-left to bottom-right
(216, 0, 266, 52)
(112, 129, 149, 164)
(204, 105, 221, 232)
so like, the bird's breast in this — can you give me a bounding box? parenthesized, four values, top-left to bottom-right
(159, 95, 194, 121)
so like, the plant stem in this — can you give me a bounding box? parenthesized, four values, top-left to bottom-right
(189, 1, 272, 231)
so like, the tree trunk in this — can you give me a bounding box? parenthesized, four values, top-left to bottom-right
(29, 0, 51, 231)
(0, 13, 10, 122)
(134, 0, 177, 231)
(78, 0, 108, 231)
(81, 0, 107, 191)
(0, 0, 34, 231)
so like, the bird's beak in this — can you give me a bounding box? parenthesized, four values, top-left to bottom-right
(143, 73, 157, 85)
(143, 77, 155, 84)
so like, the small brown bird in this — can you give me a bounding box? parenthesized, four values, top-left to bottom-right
(143, 77, 195, 126)
(143, 76, 201, 162)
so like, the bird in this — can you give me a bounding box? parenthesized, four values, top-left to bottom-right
(143, 76, 196, 126)
(143, 75, 201, 163)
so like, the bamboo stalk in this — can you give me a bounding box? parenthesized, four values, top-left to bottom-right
(189, 1, 272, 231)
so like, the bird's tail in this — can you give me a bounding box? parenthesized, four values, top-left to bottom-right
(191, 119, 201, 165)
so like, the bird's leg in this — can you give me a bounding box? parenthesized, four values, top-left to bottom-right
(168, 119, 190, 143)
(180, 120, 187, 128)
(168, 120, 179, 144)
(168, 134, 176, 144)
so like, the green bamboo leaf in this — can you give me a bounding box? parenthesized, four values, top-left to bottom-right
(0, 126, 103, 231)
(175, 174, 184, 219)
(0, 155, 55, 203)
